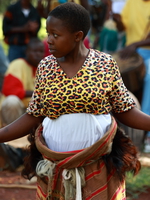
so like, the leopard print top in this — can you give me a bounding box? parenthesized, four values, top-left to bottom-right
(27, 49, 135, 119)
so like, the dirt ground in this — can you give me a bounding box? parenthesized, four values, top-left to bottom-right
(0, 136, 37, 200)
(133, 188, 150, 200)
(0, 169, 36, 200)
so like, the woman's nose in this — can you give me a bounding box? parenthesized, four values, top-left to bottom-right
(47, 35, 53, 44)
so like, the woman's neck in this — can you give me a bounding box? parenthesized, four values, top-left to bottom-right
(57, 45, 90, 79)
(58, 43, 89, 64)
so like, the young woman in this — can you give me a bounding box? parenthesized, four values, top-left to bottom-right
(0, 2, 150, 200)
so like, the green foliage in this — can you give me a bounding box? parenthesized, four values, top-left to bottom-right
(38, 18, 47, 40)
(126, 167, 150, 199)
(0, 0, 17, 13)
(0, 0, 39, 13)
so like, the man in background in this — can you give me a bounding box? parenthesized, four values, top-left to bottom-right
(2, 0, 41, 62)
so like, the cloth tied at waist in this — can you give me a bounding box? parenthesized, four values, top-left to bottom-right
(35, 116, 118, 200)
(36, 159, 85, 200)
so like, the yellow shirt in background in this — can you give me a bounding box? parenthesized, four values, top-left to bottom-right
(121, 0, 150, 46)
(1, 59, 36, 108)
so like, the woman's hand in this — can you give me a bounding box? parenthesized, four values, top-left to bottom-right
(119, 43, 137, 59)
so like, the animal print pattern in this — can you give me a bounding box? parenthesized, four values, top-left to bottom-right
(27, 49, 135, 119)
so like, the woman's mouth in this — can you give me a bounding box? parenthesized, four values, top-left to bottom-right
(49, 48, 56, 54)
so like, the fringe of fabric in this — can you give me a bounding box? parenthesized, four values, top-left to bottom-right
(36, 160, 86, 200)
(103, 126, 141, 181)
(21, 132, 43, 180)
(62, 167, 85, 200)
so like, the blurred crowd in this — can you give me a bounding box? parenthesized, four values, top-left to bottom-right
(0, 0, 150, 171)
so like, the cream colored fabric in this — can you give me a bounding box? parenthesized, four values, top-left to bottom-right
(1, 95, 25, 126)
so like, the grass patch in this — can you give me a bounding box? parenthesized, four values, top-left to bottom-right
(126, 166, 150, 199)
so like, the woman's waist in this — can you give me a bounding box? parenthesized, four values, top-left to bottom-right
(35, 116, 117, 168)
(42, 113, 112, 152)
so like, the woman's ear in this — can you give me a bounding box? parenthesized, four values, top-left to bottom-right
(75, 31, 84, 42)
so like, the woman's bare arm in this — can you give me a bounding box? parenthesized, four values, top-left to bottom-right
(0, 113, 43, 143)
(113, 107, 150, 131)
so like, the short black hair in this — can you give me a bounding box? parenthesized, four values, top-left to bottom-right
(48, 2, 91, 39)
(27, 37, 42, 50)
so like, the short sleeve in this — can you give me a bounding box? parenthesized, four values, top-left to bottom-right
(26, 61, 44, 117)
(107, 55, 135, 113)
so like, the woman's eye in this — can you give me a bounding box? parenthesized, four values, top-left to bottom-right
(53, 33, 58, 38)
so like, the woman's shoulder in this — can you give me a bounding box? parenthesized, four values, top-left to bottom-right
(40, 55, 56, 64)
(37, 55, 56, 71)
(90, 49, 115, 62)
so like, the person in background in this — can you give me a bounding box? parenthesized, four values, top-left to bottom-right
(89, 0, 110, 49)
(119, 0, 150, 151)
(92, 0, 126, 52)
(0, 38, 44, 172)
(2, 0, 41, 62)
(1, 38, 45, 127)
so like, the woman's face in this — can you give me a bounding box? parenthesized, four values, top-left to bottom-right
(46, 16, 77, 58)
